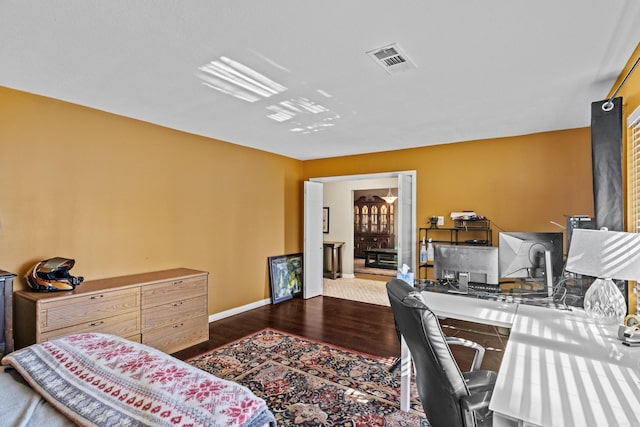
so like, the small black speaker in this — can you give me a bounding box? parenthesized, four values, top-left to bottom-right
(566, 215, 595, 252)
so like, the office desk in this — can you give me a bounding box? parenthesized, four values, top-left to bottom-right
(399, 288, 640, 427)
(424, 291, 517, 328)
(491, 304, 640, 427)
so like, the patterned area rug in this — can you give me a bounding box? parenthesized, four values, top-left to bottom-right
(188, 329, 429, 426)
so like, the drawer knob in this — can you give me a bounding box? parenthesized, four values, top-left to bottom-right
(172, 301, 184, 307)
(89, 295, 104, 300)
(173, 323, 184, 328)
(172, 280, 183, 285)
(88, 321, 104, 327)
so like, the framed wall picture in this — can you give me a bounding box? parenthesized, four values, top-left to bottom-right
(323, 207, 330, 233)
(268, 253, 303, 304)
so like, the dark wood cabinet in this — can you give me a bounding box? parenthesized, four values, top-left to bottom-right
(0, 270, 15, 355)
(354, 195, 395, 258)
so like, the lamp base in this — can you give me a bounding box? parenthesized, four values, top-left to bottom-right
(583, 277, 627, 325)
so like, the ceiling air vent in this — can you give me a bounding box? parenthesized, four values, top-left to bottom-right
(366, 43, 417, 74)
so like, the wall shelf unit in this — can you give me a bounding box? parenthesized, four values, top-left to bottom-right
(418, 222, 492, 280)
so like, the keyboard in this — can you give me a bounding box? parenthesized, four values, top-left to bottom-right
(467, 283, 502, 293)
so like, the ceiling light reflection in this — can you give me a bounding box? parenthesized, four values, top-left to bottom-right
(266, 96, 340, 134)
(316, 89, 333, 98)
(219, 56, 287, 94)
(267, 97, 328, 119)
(200, 75, 261, 103)
(266, 105, 294, 122)
(197, 56, 287, 103)
(202, 61, 273, 98)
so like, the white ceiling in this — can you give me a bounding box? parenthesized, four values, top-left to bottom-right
(2, 1, 639, 160)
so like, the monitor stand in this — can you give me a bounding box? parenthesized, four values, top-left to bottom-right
(544, 249, 554, 297)
(457, 272, 469, 294)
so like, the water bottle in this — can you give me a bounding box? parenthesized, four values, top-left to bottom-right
(420, 238, 427, 263)
(426, 238, 434, 262)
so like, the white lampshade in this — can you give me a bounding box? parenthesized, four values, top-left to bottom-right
(565, 229, 640, 280)
(565, 228, 640, 325)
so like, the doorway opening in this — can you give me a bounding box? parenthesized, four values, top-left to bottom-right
(304, 171, 416, 300)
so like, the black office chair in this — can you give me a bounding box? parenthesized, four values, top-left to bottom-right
(386, 279, 497, 427)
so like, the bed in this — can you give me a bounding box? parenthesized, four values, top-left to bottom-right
(0, 333, 276, 427)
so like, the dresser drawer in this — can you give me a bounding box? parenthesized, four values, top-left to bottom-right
(126, 334, 142, 343)
(39, 288, 140, 333)
(141, 295, 207, 331)
(40, 310, 140, 342)
(142, 314, 209, 354)
(141, 276, 207, 309)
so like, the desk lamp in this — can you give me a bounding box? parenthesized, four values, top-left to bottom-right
(565, 228, 640, 325)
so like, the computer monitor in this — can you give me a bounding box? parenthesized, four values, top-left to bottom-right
(498, 232, 564, 294)
(434, 245, 499, 293)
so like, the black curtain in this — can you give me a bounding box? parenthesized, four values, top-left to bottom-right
(590, 97, 627, 306)
(591, 97, 623, 231)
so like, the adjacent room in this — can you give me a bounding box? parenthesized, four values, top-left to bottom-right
(1, 2, 640, 426)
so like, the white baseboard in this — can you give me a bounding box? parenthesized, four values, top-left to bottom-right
(208, 298, 272, 322)
(341, 273, 356, 279)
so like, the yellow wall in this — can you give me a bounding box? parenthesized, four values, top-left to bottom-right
(3, 42, 638, 317)
(303, 44, 640, 311)
(0, 87, 303, 314)
(303, 127, 594, 246)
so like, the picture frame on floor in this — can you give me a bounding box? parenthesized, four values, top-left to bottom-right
(268, 253, 303, 304)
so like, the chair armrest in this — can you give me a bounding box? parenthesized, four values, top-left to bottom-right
(446, 336, 485, 371)
(463, 370, 497, 391)
(460, 390, 493, 424)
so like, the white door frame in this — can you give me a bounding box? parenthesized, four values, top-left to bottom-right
(303, 181, 324, 299)
(304, 170, 417, 297)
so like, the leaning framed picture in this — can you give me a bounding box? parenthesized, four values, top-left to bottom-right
(323, 207, 330, 233)
(268, 253, 304, 304)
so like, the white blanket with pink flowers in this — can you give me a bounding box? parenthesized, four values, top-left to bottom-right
(1, 333, 275, 427)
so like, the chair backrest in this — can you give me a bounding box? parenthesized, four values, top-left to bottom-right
(386, 279, 470, 427)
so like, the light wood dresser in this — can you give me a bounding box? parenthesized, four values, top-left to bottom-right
(14, 268, 209, 354)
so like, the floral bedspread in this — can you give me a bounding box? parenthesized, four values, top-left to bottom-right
(1, 333, 275, 427)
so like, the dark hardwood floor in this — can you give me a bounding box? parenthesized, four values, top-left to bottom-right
(173, 295, 507, 372)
